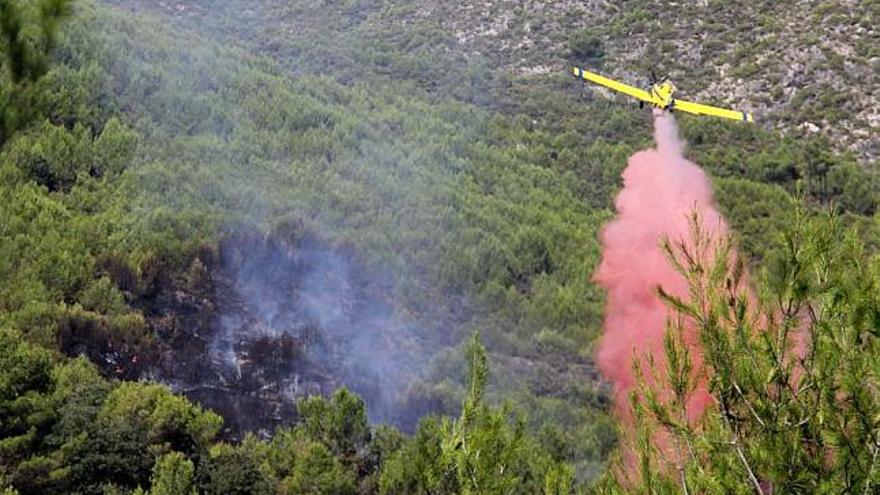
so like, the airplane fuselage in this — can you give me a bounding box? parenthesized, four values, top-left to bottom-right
(649, 81, 676, 110)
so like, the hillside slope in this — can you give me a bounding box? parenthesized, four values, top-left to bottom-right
(1, 0, 878, 491)
(3, 0, 622, 480)
(368, 0, 879, 162)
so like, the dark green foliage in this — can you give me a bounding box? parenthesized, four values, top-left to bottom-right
(681, 121, 878, 217)
(0, 1, 621, 476)
(98, 383, 222, 455)
(0, 0, 876, 493)
(0, 328, 52, 403)
(147, 452, 197, 495)
(713, 177, 792, 262)
(0, 0, 74, 143)
(68, 383, 220, 494)
(199, 444, 272, 495)
(378, 416, 449, 494)
(279, 442, 356, 495)
(379, 335, 577, 495)
(568, 30, 605, 66)
(361, 425, 406, 490)
(0, 328, 197, 495)
(298, 388, 371, 465)
(70, 417, 153, 494)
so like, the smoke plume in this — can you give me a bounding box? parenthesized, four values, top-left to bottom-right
(205, 233, 424, 429)
(594, 110, 727, 422)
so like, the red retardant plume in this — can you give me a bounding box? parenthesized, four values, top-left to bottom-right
(594, 110, 728, 427)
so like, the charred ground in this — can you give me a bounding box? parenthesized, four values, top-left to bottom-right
(61, 223, 432, 437)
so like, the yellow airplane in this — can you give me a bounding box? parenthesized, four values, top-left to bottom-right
(571, 67, 754, 123)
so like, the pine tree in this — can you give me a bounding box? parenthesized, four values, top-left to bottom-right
(148, 452, 197, 495)
(0, 0, 73, 144)
(600, 204, 880, 494)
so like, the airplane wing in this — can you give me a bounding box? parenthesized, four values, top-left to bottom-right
(572, 67, 660, 106)
(673, 99, 755, 123)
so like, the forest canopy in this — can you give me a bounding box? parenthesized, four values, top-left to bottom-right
(0, 0, 877, 493)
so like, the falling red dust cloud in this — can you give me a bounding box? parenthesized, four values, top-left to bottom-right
(594, 110, 729, 424)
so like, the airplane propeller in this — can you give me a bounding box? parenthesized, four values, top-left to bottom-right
(649, 69, 669, 86)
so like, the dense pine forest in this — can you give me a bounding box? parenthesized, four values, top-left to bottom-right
(1, 0, 878, 493)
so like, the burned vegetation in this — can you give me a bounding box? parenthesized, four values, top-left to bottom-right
(55, 224, 421, 439)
